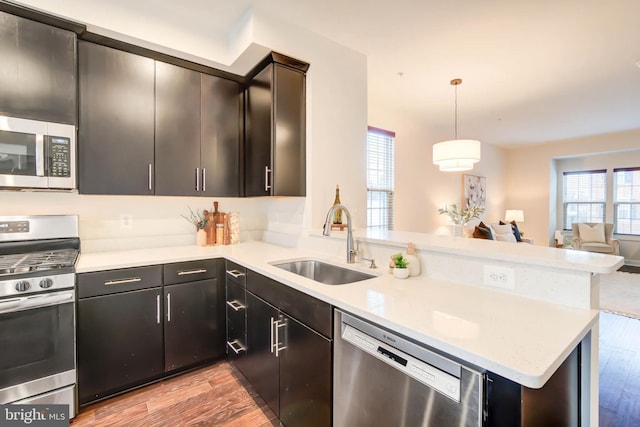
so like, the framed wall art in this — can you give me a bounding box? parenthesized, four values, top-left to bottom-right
(462, 174, 486, 210)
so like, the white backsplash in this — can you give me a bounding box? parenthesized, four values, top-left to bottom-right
(0, 191, 306, 253)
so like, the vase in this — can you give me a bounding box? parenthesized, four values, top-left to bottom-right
(393, 268, 410, 279)
(196, 229, 207, 246)
(451, 224, 464, 237)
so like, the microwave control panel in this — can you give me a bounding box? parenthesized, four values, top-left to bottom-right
(47, 136, 71, 177)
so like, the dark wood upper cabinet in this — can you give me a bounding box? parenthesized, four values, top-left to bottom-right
(245, 63, 306, 197)
(201, 74, 242, 197)
(0, 11, 77, 124)
(78, 41, 155, 195)
(154, 62, 201, 196)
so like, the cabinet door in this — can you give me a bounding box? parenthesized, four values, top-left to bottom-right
(164, 278, 222, 372)
(244, 65, 273, 197)
(77, 288, 163, 405)
(155, 62, 201, 196)
(245, 292, 280, 417)
(201, 74, 241, 196)
(279, 315, 331, 427)
(0, 11, 76, 124)
(273, 64, 306, 196)
(78, 41, 155, 195)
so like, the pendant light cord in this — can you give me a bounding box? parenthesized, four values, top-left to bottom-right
(454, 83, 458, 140)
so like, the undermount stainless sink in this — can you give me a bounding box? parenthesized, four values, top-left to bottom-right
(272, 259, 376, 285)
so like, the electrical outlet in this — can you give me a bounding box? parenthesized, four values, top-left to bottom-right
(483, 265, 515, 290)
(119, 214, 133, 229)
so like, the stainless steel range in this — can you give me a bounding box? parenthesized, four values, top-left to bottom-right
(0, 215, 79, 418)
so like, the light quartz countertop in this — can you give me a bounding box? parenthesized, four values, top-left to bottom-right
(77, 240, 601, 389)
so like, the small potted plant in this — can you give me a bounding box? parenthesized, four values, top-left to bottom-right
(391, 253, 410, 279)
(182, 207, 209, 246)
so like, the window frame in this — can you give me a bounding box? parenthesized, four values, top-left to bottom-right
(366, 126, 395, 230)
(613, 167, 640, 236)
(562, 169, 607, 230)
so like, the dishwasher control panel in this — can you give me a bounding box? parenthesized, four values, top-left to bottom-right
(342, 324, 461, 401)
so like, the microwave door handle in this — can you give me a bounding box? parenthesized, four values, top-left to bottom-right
(36, 134, 45, 176)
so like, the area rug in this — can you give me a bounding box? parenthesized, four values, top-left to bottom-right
(600, 271, 640, 320)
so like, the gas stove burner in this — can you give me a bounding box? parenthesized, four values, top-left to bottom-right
(0, 248, 79, 277)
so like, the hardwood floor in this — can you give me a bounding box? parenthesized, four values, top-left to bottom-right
(71, 312, 639, 426)
(71, 361, 278, 427)
(599, 311, 640, 427)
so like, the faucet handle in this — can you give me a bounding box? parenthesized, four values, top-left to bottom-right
(361, 257, 377, 269)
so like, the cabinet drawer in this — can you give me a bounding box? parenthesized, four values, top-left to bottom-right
(225, 260, 246, 287)
(246, 270, 332, 338)
(78, 265, 163, 298)
(163, 259, 219, 285)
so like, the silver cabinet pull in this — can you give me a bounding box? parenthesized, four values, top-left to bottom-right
(177, 269, 207, 276)
(167, 293, 171, 322)
(202, 168, 206, 192)
(270, 316, 275, 354)
(226, 300, 245, 311)
(227, 340, 246, 354)
(104, 277, 141, 286)
(148, 164, 153, 191)
(226, 269, 245, 279)
(274, 318, 287, 357)
(264, 166, 272, 192)
(195, 167, 200, 191)
(156, 294, 160, 324)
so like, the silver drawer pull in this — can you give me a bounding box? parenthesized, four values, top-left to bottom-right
(227, 340, 246, 354)
(226, 269, 245, 279)
(177, 269, 207, 276)
(226, 300, 245, 311)
(104, 277, 142, 286)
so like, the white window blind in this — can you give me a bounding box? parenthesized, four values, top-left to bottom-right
(562, 169, 607, 229)
(614, 167, 640, 235)
(367, 126, 395, 230)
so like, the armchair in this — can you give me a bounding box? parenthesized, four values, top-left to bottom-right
(571, 222, 619, 255)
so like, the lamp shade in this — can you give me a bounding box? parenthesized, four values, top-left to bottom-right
(504, 209, 524, 223)
(433, 139, 481, 172)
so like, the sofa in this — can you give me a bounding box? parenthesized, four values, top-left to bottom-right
(463, 220, 533, 244)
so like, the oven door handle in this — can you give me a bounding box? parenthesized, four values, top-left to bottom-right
(0, 291, 74, 314)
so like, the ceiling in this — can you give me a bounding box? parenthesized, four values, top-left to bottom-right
(21, 0, 640, 147)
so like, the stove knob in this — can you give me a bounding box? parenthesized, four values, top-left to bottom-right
(15, 280, 31, 292)
(40, 278, 54, 289)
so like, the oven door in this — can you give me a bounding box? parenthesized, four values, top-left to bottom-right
(0, 289, 75, 404)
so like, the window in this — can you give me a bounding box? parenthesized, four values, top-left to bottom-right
(367, 126, 395, 230)
(562, 169, 607, 229)
(614, 167, 640, 235)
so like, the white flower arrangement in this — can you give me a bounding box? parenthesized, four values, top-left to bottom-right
(438, 203, 484, 225)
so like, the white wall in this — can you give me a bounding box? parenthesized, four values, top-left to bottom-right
(506, 129, 640, 248)
(6, 2, 369, 250)
(368, 110, 508, 235)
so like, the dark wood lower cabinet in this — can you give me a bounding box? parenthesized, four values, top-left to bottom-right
(280, 314, 332, 427)
(239, 279, 332, 427)
(164, 279, 222, 372)
(244, 291, 280, 417)
(77, 287, 164, 404)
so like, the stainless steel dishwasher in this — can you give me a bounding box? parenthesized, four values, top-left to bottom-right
(334, 309, 484, 427)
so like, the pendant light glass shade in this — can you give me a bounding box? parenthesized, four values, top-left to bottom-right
(433, 78, 481, 172)
(433, 139, 481, 171)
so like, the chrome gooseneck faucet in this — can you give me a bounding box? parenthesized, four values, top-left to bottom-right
(323, 204, 356, 263)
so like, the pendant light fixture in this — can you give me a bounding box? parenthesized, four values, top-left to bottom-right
(432, 78, 481, 172)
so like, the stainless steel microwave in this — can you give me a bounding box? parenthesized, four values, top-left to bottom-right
(0, 116, 76, 190)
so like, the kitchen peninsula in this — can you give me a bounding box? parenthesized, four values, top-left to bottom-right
(77, 230, 622, 426)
